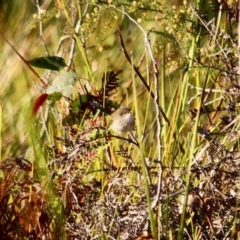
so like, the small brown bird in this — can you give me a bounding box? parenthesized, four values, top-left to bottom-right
(90, 102, 135, 133)
(110, 107, 135, 133)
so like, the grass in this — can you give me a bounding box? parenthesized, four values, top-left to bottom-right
(0, 0, 240, 239)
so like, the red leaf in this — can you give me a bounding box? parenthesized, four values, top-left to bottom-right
(32, 94, 48, 115)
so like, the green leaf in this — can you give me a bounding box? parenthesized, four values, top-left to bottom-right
(28, 56, 67, 70)
(47, 92, 63, 101)
(70, 95, 88, 113)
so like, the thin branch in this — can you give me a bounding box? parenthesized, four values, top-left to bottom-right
(35, 0, 50, 56)
(117, 31, 169, 125)
(0, 34, 47, 88)
(66, 4, 89, 69)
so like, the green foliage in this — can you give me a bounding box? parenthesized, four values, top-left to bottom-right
(28, 56, 67, 71)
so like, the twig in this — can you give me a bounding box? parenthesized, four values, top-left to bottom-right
(35, 0, 50, 56)
(118, 31, 169, 125)
(0, 33, 47, 88)
(66, 4, 89, 69)
(190, 5, 228, 59)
